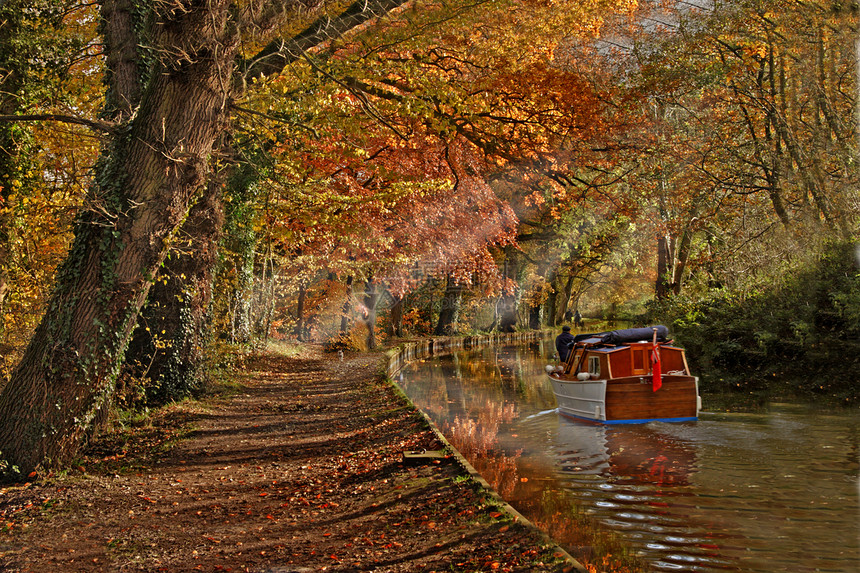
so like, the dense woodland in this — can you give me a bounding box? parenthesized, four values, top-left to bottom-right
(0, 0, 856, 475)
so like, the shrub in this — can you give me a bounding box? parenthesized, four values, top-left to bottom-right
(649, 240, 860, 401)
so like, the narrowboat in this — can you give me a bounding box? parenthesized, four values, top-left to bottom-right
(546, 326, 700, 424)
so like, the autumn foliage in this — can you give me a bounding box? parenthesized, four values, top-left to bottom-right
(0, 0, 855, 472)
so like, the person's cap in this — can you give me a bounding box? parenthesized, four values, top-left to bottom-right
(562, 326, 571, 331)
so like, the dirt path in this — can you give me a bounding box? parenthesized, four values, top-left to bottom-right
(0, 347, 569, 572)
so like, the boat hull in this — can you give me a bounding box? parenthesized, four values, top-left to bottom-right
(548, 374, 700, 424)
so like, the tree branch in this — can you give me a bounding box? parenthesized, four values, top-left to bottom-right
(240, 0, 416, 83)
(0, 114, 117, 134)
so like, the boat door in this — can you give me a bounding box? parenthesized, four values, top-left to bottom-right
(628, 342, 650, 376)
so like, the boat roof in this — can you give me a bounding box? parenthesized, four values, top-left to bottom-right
(583, 342, 682, 353)
(573, 325, 670, 346)
(586, 345, 628, 354)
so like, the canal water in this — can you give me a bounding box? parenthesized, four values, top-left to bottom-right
(397, 340, 860, 572)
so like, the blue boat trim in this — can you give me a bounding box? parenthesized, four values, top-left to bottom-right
(605, 416, 698, 424)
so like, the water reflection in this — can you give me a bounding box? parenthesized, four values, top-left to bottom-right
(556, 422, 697, 486)
(398, 342, 860, 573)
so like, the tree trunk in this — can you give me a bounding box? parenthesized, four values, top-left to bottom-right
(102, 0, 143, 121)
(340, 275, 353, 333)
(123, 182, 224, 405)
(543, 268, 558, 327)
(388, 293, 403, 338)
(656, 235, 670, 299)
(229, 241, 255, 344)
(671, 226, 693, 296)
(0, 0, 239, 475)
(294, 282, 307, 341)
(555, 274, 575, 325)
(498, 251, 519, 332)
(528, 304, 541, 330)
(545, 287, 558, 327)
(498, 296, 518, 333)
(499, 292, 518, 332)
(254, 247, 277, 342)
(434, 274, 462, 335)
(363, 279, 379, 349)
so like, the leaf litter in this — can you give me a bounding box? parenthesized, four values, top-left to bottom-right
(0, 346, 570, 572)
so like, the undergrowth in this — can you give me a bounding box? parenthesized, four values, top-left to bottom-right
(649, 240, 860, 404)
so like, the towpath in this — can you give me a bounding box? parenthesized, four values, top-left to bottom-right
(0, 346, 569, 572)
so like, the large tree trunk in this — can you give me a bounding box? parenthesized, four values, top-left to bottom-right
(498, 293, 518, 332)
(0, 0, 239, 475)
(230, 250, 254, 344)
(220, 163, 261, 346)
(123, 183, 224, 405)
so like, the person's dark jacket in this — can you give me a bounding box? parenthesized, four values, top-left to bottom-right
(555, 331, 575, 362)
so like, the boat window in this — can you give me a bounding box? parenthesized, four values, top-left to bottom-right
(588, 356, 600, 376)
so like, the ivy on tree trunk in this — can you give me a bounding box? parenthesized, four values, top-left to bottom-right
(0, 0, 239, 475)
(123, 182, 225, 406)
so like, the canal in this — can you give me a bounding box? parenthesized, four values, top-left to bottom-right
(397, 339, 860, 572)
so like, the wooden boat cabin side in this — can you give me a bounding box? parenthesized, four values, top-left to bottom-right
(565, 342, 691, 380)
